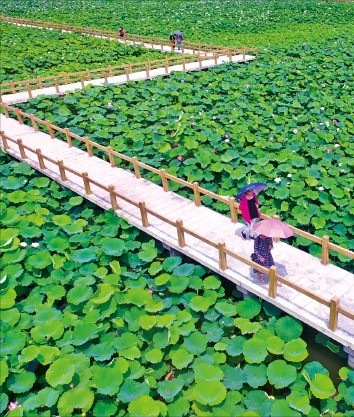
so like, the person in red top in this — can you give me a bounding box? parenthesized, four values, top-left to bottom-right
(239, 189, 261, 240)
(118, 26, 125, 38)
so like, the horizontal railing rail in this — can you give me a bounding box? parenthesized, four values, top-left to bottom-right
(1, 102, 353, 269)
(1, 129, 353, 334)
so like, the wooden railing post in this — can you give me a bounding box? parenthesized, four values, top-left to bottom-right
(80, 78, 85, 88)
(160, 169, 169, 192)
(30, 114, 38, 131)
(146, 61, 150, 79)
(58, 160, 67, 181)
(14, 108, 23, 124)
(17, 139, 27, 158)
(268, 266, 278, 298)
(1, 132, 10, 150)
(214, 52, 218, 64)
(64, 128, 73, 147)
(242, 46, 246, 62)
(54, 79, 60, 94)
(125, 67, 130, 82)
(36, 149, 46, 169)
(193, 182, 201, 206)
(218, 241, 227, 271)
(82, 172, 92, 195)
(229, 197, 238, 223)
(321, 235, 330, 265)
(165, 58, 169, 75)
(329, 296, 339, 331)
(176, 219, 186, 247)
(46, 122, 55, 139)
(228, 49, 232, 62)
(84, 137, 93, 156)
(109, 185, 118, 210)
(1, 103, 10, 118)
(107, 146, 115, 167)
(182, 55, 186, 71)
(132, 156, 141, 179)
(198, 54, 202, 69)
(139, 202, 149, 227)
(26, 84, 33, 99)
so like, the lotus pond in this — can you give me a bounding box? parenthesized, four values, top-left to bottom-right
(1, 150, 354, 416)
(17, 33, 354, 270)
(1, 0, 353, 47)
(0, 22, 167, 83)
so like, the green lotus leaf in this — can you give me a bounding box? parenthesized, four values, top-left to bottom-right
(266, 336, 285, 355)
(102, 237, 125, 256)
(115, 332, 139, 350)
(46, 236, 69, 252)
(92, 362, 124, 395)
(124, 288, 152, 306)
(1, 176, 25, 190)
(93, 401, 118, 417)
(91, 283, 115, 304)
(201, 321, 224, 343)
(234, 318, 262, 334)
(162, 256, 182, 272)
(192, 380, 227, 406)
(275, 316, 303, 341)
(52, 214, 72, 226)
(7, 190, 27, 203)
(46, 357, 75, 387)
(222, 365, 246, 390)
(0, 228, 19, 250)
(68, 196, 84, 206)
(157, 377, 184, 402)
(183, 332, 208, 355)
(1, 308, 20, 326)
(57, 386, 94, 416)
(189, 295, 212, 312)
(118, 380, 150, 403)
(138, 243, 158, 262)
(302, 361, 329, 379)
(7, 371, 35, 393)
(194, 363, 224, 382)
(109, 260, 121, 275)
(63, 219, 87, 234)
(145, 348, 163, 364)
(152, 329, 170, 349)
(67, 284, 93, 305)
(215, 301, 237, 317)
(167, 397, 190, 417)
(169, 275, 189, 293)
(27, 250, 52, 269)
(267, 360, 297, 389)
(2, 329, 26, 355)
(72, 247, 97, 263)
(270, 399, 301, 417)
(23, 387, 59, 411)
(244, 364, 268, 388)
(19, 345, 39, 363)
(244, 390, 273, 417)
(243, 337, 268, 364)
(155, 273, 170, 285)
(0, 360, 9, 385)
(0, 288, 17, 309)
(203, 275, 221, 290)
(173, 263, 195, 276)
(170, 348, 194, 369)
(37, 345, 60, 365)
(2, 248, 26, 265)
(71, 322, 99, 346)
(225, 335, 246, 356)
(31, 319, 64, 343)
(157, 314, 176, 328)
(338, 381, 354, 406)
(128, 395, 160, 417)
(309, 374, 336, 399)
(236, 297, 261, 319)
(287, 391, 311, 414)
(283, 339, 308, 362)
(140, 315, 157, 330)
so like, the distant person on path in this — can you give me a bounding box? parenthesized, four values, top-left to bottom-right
(239, 189, 261, 240)
(169, 33, 176, 51)
(176, 33, 183, 50)
(118, 26, 125, 39)
(252, 234, 274, 285)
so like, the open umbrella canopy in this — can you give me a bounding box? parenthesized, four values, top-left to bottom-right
(174, 30, 183, 36)
(235, 182, 267, 200)
(253, 218, 294, 238)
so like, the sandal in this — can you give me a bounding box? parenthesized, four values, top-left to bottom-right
(257, 275, 266, 285)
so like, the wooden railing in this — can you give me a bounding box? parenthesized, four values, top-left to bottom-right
(0, 51, 235, 97)
(1, 128, 353, 334)
(1, 102, 353, 270)
(0, 15, 258, 58)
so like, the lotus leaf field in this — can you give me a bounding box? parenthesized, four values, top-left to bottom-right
(0, 22, 166, 83)
(1, 0, 354, 416)
(1, 150, 354, 416)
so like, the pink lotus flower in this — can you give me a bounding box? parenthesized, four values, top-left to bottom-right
(332, 119, 338, 124)
(107, 102, 113, 109)
(326, 148, 333, 153)
(148, 288, 154, 294)
(177, 156, 184, 162)
(212, 148, 217, 153)
(8, 402, 20, 411)
(173, 142, 179, 147)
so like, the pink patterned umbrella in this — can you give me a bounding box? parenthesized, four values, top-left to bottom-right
(253, 218, 294, 238)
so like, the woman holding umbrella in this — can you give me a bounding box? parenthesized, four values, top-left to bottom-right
(252, 234, 274, 285)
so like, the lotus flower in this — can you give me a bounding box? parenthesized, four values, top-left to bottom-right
(8, 402, 20, 411)
(177, 156, 184, 162)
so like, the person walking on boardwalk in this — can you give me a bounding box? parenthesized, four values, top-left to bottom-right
(239, 189, 261, 240)
(174, 30, 184, 50)
(252, 234, 274, 285)
(118, 26, 125, 39)
(169, 33, 176, 51)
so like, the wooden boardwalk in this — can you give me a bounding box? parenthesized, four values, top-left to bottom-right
(1, 114, 353, 353)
